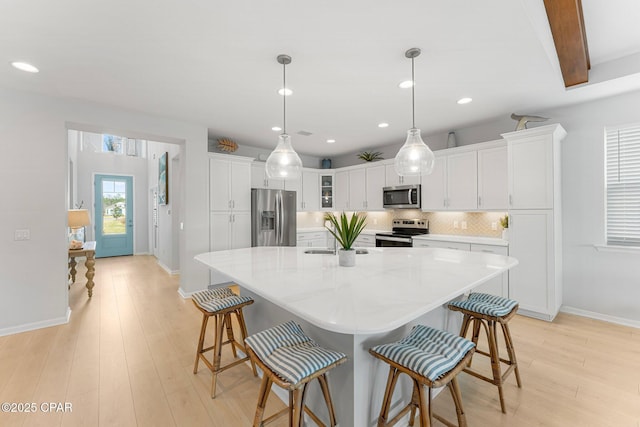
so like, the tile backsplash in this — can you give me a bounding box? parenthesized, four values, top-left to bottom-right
(297, 210, 507, 238)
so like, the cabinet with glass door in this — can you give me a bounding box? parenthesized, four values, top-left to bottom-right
(320, 174, 334, 210)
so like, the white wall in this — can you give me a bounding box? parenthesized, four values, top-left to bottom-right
(75, 131, 150, 254)
(147, 141, 181, 272)
(0, 87, 210, 335)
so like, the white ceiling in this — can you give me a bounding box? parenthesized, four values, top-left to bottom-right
(2, 0, 640, 157)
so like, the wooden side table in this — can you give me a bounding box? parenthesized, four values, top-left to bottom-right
(68, 241, 96, 297)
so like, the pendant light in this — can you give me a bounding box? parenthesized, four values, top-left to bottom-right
(265, 54, 303, 180)
(394, 48, 435, 176)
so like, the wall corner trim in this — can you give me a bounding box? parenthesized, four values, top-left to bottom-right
(0, 307, 71, 337)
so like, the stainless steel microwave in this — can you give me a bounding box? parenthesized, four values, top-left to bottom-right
(383, 184, 421, 209)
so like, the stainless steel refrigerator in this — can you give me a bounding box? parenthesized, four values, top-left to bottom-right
(251, 189, 297, 247)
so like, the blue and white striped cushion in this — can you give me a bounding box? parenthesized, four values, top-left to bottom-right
(449, 292, 518, 317)
(192, 287, 253, 313)
(245, 321, 347, 385)
(370, 325, 475, 382)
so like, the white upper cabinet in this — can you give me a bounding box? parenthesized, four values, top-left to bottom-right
(385, 164, 420, 186)
(365, 164, 386, 211)
(421, 155, 447, 211)
(334, 170, 349, 210)
(348, 168, 366, 210)
(251, 162, 285, 190)
(503, 125, 565, 209)
(210, 155, 252, 212)
(301, 170, 319, 211)
(446, 151, 478, 211)
(421, 152, 477, 211)
(477, 144, 508, 210)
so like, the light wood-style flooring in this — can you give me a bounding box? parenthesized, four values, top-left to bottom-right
(0, 255, 638, 426)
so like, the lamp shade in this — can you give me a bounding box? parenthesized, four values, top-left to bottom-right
(265, 133, 303, 179)
(68, 209, 91, 229)
(394, 128, 435, 176)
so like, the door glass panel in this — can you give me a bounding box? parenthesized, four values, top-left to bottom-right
(101, 179, 127, 235)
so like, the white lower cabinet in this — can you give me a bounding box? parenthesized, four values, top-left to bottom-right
(507, 210, 558, 319)
(354, 234, 375, 248)
(210, 211, 251, 251)
(470, 244, 509, 297)
(296, 231, 328, 248)
(413, 239, 508, 298)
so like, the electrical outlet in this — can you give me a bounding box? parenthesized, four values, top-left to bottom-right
(491, 221, 498, 230)
(453, 220, 459, 229)
(373, 218, 378, 225)
(14, 229, 30, 241)
(461, 221, 467, 230)
(315, 217, 320, 223)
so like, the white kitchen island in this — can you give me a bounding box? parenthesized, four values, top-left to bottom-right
(195, 247, 518, 426)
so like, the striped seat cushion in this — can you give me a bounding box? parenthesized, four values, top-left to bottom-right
(370, 325, 475, 382)
(449, 292, 518, 317)
(245, 321, 347, 386)
(192, 287, 253, 313)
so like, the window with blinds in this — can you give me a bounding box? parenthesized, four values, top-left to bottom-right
(606, 124, 640, 246)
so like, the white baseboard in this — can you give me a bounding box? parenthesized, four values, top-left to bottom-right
(157, 260, 179, 275)
(0, 307, 71, 337)
(560, 306, 640, 329)
(177, 287, 193, 299)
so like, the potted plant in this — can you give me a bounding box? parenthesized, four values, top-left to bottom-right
(324, 212, 367, 267)
(500, 214, 509, 240)
(357, 151, 384, 162)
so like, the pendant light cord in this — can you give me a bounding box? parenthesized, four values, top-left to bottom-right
(283, 61, 287, 135)
(411, 55, 416, 129)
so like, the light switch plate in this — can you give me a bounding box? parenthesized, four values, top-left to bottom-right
(14, 229, 30, 241)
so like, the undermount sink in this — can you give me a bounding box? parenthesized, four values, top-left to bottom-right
(304, 249, 369, 255)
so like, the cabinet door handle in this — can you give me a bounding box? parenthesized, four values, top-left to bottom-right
(509, 194, 512, 206)
(232, 200, 235, 209)
(228, 200, 231, 208)
(478, 196, 482, 207)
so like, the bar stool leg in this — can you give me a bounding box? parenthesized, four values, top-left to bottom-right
(253, 374, 273, 427)
(317, 374, 338, 426)
(194, 314, 209, 374)
(237, 308, 258, 377)
(501, 321, 522, 388)
(223, 312, 238, 358)
(415, 380, 430, 427)
(211, 313, 226, 398)
(448, 376, 467, 427)
(487, 320, 506, 413)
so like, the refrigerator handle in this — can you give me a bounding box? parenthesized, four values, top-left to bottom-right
(278, 191, 284, 244)
(275, 191, 281, 245)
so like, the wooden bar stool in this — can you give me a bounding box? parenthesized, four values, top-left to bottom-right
(192, 286, 257, 398)
(448, 292, 522, 413)
(244, 321, 347, 427)
(369, 325, 476, 427)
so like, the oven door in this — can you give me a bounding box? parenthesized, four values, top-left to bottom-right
(375, 234, 413, 247)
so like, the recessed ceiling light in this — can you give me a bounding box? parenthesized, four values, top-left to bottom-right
(271, 126, 282, 131)
(326, 139, 336, 144)
(398, 80, 414, 89)
(278, 88, 292, 96)
(378, 122, 389, 128)
(457, 97, 473, 105)
(11, 61, 39, 73)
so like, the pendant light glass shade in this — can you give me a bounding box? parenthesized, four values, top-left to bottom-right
(394, 47, 434, 177)
(394, 128, 435, 176)
(265, 133, 302, 179)
(265, 54, 302, 180)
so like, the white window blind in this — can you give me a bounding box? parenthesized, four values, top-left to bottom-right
(606, 124, 640, 246)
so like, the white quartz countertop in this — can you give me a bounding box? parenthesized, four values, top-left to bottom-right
(195, 247, 518, 335)
(412, 234, 508, 246)
(297, 227, 387, 235)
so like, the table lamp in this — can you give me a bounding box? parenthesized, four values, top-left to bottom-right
(68, 209, 90, 248)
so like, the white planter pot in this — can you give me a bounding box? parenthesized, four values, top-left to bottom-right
(338, 248, 356, 267)
(502, 229, 509, 240)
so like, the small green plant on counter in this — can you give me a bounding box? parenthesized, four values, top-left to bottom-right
(324, 212, 367, 250)
(500, 214, 509, 229)
(357, 151, 384, 162)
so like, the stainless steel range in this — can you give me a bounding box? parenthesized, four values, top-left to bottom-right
(375, 219, 429, 247)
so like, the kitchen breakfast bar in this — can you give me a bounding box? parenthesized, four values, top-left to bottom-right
(195, 247, 518, 426)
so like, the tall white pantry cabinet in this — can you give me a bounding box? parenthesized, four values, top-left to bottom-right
(502, 124, 566, 321)
(209, 154, 253, 252)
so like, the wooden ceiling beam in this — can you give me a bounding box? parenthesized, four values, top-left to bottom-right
(543, 0, 591, 87)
